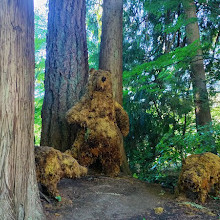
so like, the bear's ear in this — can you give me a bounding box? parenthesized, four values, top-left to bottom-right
(89, 68, 96, 75)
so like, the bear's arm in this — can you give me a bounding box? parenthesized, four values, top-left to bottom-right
(66, 96, 88, 126)
(114, 101, 129, 137)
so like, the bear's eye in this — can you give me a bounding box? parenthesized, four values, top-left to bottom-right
(102, 77, 106, 82)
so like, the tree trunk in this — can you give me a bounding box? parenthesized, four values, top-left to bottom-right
(99, 0, 123, 104)
(99, 0, 130, 175)
(41, 0, 89, 152)
(0, 1, 45, 219)
(183, 0, 212, 127)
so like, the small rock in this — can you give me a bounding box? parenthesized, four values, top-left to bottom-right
(154, 207, 164, 215)
(54, 213, 61, 216)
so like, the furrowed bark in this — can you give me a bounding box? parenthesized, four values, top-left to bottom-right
(0, 0, 45, 219)
(41, 0, 89, 152)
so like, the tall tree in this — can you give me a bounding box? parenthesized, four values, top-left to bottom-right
(41, 0, 89, 151)
(0, 0, 45, 219)
(183, 0, 212, 128)
(99, 0, 130, 174)
(99, 0, 123, 104)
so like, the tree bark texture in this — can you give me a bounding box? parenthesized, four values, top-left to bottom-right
(41, 0, 89, 152)
(184, 0, 212, 127)
(0, 1, 45, 219)
(99, 0, 130, 175)
(99, 0, 123, 105)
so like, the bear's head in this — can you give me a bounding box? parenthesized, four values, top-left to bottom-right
(88, 69, 113, 95)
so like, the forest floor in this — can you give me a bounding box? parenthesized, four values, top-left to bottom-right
(42, 175, 220, 220)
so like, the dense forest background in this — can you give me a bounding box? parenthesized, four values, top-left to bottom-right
(34, 0, 219, 184)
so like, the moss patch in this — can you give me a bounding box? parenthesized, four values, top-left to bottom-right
(177, 152, 220, 203)
(35, 146, 87, 196)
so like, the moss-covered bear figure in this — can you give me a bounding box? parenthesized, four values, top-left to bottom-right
(177, 152, 220, 203)
(35, 146, 87, 197)
(65, 69, 129, 176)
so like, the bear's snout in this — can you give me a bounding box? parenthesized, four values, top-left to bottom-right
(102, 76, 106, 82)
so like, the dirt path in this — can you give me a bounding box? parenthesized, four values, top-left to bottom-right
(42, 176, 220, 220)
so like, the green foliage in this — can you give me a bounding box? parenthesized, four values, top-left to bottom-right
(128, 122, 220, 183)
(55, 196, 62, 202)
(198, 1, 220, 87)
(124, 40, 201, 81)
(210, 196, 220, 200)
(144, 0, 179, 17)
(123, 0, 220, 184)
(86, 0, 102, 69)
(181, 202, 206, 210)
(123, 0, 148, 71)
(34, 10, 47, 145)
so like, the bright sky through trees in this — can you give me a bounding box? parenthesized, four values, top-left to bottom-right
(34, 0, 47, 13)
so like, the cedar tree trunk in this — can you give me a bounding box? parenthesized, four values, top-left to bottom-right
(0, 0, 45, 219)
(99, 0, 123, 104)
(184, 0, 212, 127)
(99, 0, 130, 174)
(41, 0, 89, 152)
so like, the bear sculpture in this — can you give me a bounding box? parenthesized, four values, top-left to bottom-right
(35, 146, 87, 197)
(177, 152, 220, 203)
(65, 69, 129, 176)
